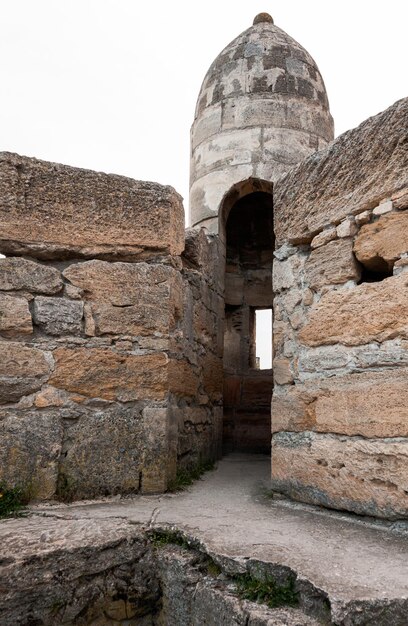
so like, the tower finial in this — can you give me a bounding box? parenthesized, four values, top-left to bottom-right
(253, 12, 274, 25)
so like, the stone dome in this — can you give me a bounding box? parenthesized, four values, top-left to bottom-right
(189, 15, 334, 232)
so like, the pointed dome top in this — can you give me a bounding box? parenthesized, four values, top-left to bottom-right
(189, 16, 334, 231)
(194, 17, 331, 118)
(253, 12, 274, 25)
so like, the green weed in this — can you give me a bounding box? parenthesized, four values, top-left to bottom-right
(233, 573, 298, 609)
(0, 482, 29, 519)
(149, 529, 191, 550)
(205, 557, 222, 578)
(168, 460, 215, 492)
(56, 472, 77, 503)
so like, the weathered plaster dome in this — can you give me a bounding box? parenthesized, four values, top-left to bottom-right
(189, 13, 334, 231)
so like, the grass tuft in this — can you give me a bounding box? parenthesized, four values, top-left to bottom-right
(167, 460, 215, 492)
(0, 482, 29, 519)
(149, 529, 191, 550)
(233, 573, 298, 609)
(205, 557, 222, 578)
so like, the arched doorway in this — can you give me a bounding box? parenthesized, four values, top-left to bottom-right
(220, 180, 274, 454)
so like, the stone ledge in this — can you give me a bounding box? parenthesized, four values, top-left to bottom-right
(0, 152, 185, 260)
(274, 97, 408, 244)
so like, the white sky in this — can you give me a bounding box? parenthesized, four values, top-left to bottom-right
(1, 0, 407, 211)
(256, 309, 272, 369)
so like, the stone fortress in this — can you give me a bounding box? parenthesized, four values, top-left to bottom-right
(0, 12, 408, 625)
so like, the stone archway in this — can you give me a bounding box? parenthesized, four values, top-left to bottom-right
(220, 179, 274, 454)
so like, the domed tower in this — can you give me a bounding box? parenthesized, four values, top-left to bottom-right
(189, 13, 334, 232)
(190, 14, 334, 455)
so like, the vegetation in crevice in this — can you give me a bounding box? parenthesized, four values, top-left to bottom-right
(149, 528, 192, 550)
(148, 528, 221, 578)
(0, 482, 29, 519)
(233, 573, 299, 609)
(149, 527, 299, 609)
(56, 472, 77, 503)
(167, 460, 215, 492)
(202, 556, 222, 578)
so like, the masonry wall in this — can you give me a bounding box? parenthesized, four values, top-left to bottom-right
(174, 227, 224, 470)
(0, 153, 221, 501)
(271, 98, 408, 519)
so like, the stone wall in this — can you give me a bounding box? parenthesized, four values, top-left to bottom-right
(0, 153, 221, 501)
(271, 98, 408, 519)
(174, 228, 224, 470)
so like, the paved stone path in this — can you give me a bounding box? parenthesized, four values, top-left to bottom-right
(34, 456, 408, 597)
(2, 454, 408, 623)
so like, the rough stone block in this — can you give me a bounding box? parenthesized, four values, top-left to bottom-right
(353, 211, 408, 271)
(0, 257, 62, 294)
(310, 227, 336, 249)
(274, 98, 408, 244)
(141, 407, 174, 493)
(392, 186, 408, 210)
(33, 297, 83, 335)
(299, 273, 408, 346)
(49, 348, 168, 402)
(271, 431, 408, 519)
(272, 321, 291, 355)
(272, 369, 408, 438)
(272, 258, 295, 292)
(305, 239, 361, 290)
(58, 405, 148, 499)
(193, 301, 217, 346)
(355, 210, 371, 226)
(280, 288, 302, 314)
(176, 406, 214, 462)
(169, 360, 200, 398)
(394, 256, 408, 276)
(273, 358, 293, 385)
(202, 353, 223, 401)
(272, 388, 315, 434)
(34, 386, 67, 408)
(297, 341, 408, 378)
(372, 200, 393, 216)
(0, 409, 62, 499)
(0, 294, 32, 336)
(0, 343, 51, 404)
(0, 152, 184, 260)
(336, 217, 357, 238)
(64, 260, 181, 336)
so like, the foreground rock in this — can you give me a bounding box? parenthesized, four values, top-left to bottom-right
(0, 517, 320, 626)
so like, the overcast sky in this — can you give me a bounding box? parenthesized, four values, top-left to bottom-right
(1, 1, 407, 367)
